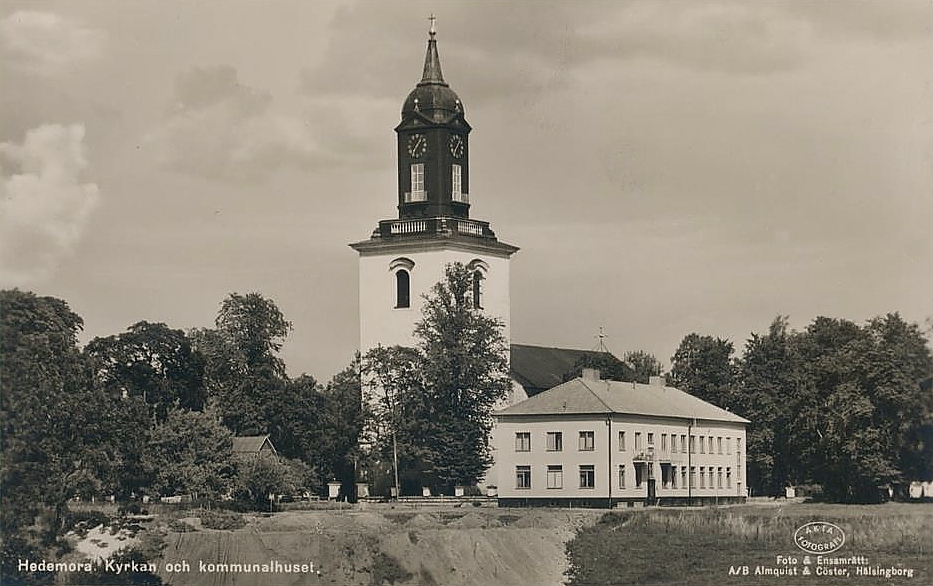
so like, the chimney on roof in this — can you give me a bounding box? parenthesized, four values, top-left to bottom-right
(582, 368, 600, 381)
(649, 375, 665, 387)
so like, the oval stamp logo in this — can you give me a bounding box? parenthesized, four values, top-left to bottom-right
(794, 521, 845, 554)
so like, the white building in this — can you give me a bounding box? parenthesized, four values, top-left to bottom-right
(495, 369, 748, 507)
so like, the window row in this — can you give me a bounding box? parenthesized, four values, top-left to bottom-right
(515, 431, 594, 452)
(517, 430, 743, 456)
(618, 431, 742, 455)
(408, 163, 465, 202)
(516, 465, 734, 490)
(517, 465, 595, 489)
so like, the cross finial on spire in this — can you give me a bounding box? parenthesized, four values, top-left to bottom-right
(428, 14, 436, 38)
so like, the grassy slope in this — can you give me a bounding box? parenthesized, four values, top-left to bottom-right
(566, 503, 933, 586)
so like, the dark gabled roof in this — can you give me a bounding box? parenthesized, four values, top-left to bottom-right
(232, 435, 276, 455)
(510, 343, 618, 395)
(497, 376, 749, 424)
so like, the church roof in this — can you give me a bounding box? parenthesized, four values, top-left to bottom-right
(401, 27, 463, 123)
(510, 343, 619, 396)
(497, 375, 749, 424)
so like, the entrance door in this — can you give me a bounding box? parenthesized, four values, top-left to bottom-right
(647, 479, 656, 504)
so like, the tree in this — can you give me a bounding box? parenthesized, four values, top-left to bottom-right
(192, 292, 292, 434)
(316, 359, 364, 491)
(562, 352, 633, 383)
(145, 408, 234, 501)
(84, 321, 206, 421)
(413, 263, 512, 490)
(622, 350, 663, 383)
(216, 292, 291, 376)
(734, 316, 801, 495)
(1, 290, 141, 583)
(1, 290, 100, 529)
(232, 455, 304, 510)
(667, 333, 736, 408)
(363, 263, 511, 493)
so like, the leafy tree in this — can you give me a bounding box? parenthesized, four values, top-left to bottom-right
(232, 455, 304, 510)
(84, 321, 206, 421)
(192, 292, 292, 434)
(316, 360, 363, 490)
(364, 263, 511, 493)
(1, 290, 102, 530)
(668, 333, 737, 409)
(0, 290, 147, 582)
(734, 316, 800, 495)
(216, 292, 291, 376)
(562, 352, 633, 383)
(622, 350, 663, 383)
(145, 408, 234, 501)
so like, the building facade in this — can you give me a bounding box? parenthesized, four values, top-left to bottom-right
(496, 370, 748, 507)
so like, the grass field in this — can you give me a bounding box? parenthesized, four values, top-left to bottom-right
(565, 502, 933, 586)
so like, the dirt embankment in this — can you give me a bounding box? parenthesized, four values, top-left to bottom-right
(156, 507, 600, 586)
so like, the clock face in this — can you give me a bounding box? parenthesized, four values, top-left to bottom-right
(407, 134, 427, 158)
(449, 135, 464, 158)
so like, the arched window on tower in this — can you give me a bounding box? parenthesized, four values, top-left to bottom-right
(472, 270, 482, 309)
(389, 257, 415, 309)
(396, 270, 410, 308)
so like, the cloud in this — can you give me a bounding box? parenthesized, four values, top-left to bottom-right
(299, 1, 816, 112)
(147, 65, 386, 183)
(0, 10, 105, 77)
(0, 124, 101, 285)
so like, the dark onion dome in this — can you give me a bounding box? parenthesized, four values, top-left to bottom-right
(401, 26, 463, 123)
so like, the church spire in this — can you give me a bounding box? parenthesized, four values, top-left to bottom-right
(420, 14, 446, 86)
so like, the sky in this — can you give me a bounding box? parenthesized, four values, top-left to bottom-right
(2, 0, 931, 381)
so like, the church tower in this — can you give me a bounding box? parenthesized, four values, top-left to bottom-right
(351, 21, 518, 355)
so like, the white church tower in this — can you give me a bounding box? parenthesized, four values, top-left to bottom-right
(350, 22, 518, 355)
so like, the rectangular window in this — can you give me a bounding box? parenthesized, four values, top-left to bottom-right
(515, 432, 531, 452)
(618, 430, 626, 451)
(708, 468, 714, 488)
(689, 435, 696, 453)
(708, 437, 714, 454)
(699, 467, 706, 489)
(737, 438, 742, 454)
(670, 434, 677, 453)
(516, 466, 531, 489)
(681, 434, 687, 452)
(618, 464, 625, 489)
(451, 164, 462, 201)
(579, 465, 595, 489)
(671, 466, 677, 488)
(546, 432, 563, 452)
(717, 467, 723, 488)
(690, 467, 696, 488)
(682, 467, 687, 488)
(634, 432, 642, 451)
(661, 433, 667, 452)
(635, 465, 644, 488)
(718, 437, 723, 454)
(699, 436, 705, 454)
(726, 437, 731, 455)
(579, 431, 595, 451)
(647, 432, 654, 446)
(410, 163, 425, 199)
(547, 465, 563, 489)
(726, 467, 732, 488)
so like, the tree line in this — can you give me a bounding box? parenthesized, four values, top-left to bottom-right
(666, 315, 933, 502)
(0, 288, 362, 580)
